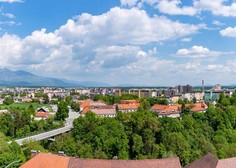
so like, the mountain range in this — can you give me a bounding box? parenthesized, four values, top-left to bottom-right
(0, 68, 110, 87)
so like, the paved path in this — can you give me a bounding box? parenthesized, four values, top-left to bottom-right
(12, 107, 80, 146)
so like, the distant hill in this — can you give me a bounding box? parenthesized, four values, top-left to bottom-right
(0, 68, 79, 87)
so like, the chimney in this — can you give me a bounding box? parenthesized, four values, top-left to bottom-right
(31, 150, 38, 158)
(58, 151, 65, 156)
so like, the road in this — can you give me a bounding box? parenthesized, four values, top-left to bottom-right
(12, 106, 80, 146)
(65, 107, 80, 126)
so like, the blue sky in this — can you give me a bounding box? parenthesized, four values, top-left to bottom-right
(1, 0, 236, 86)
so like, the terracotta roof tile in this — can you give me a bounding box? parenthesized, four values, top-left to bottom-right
(151, 104, 181, 115)
(81, 106, 90, 114)
(79, 101, 91, 108)
(185, 102, 208, 112)
(217, 157, 236, 168)
(190, 106, 206, 112)
(35, 112, 50, 118)
(184, 153, 218, 168)
(68, 157, 181, 168)
(89, 105, 116, 115)
(20, 153, 69, 168)
(117, 103, 140, 110)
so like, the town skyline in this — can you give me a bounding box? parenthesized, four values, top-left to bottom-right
(1, 0, 236, 85)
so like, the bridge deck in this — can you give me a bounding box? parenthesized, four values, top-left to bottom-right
(13, 125, 73, 146)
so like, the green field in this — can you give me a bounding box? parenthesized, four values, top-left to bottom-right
(0, 102, 52, 111)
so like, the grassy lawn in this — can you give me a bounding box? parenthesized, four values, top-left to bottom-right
(0, 102, 52, 111)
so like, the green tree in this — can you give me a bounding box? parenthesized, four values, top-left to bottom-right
(178, 98, 185, 105)
(3, 96, 13, 105)
(27, 104, 35, 115)
(218, 93, 225, 104)
(65, 96, 72, 106)
(132, 133, 144, 158)
(0, 133, 25, 168)
(55, 101, 69, 121)
(22, 140, 47, 160)
(221, 98, 230, 106)
(71, 101, 80, 112)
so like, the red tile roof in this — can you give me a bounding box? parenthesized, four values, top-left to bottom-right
(89, 105, 116, 115)
(151, 104, 168, 111)
(185, 153, 236, 168)
(151, 104, 181, 115)
(79, 101, 91, 108)
(20, 153, 70, 168)
(20, 152, 236, 168)
(81, 106, 90, 114)
(117, 103, 140, 110)
(190, 106, 206, 112)
(217, 157, 236, 168)
(186, 102, 208, 112)
(69, 157, 181, 168)
(35, 112, 50, 118)
(184, 153, 218, 168)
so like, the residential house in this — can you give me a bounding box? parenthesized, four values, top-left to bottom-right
(186, 102, 208, 113)
(117, 100, 140, 112)
(34, 107, 51, 120)
(22, 97, 32, 103)
(116, 104, 140, 112)
(79, 101, 91, 112)
(151, 104, 182, 118)
(82, 105, 116, 117)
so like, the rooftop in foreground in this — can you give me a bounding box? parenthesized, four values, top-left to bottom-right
(20, 152, 181, 168)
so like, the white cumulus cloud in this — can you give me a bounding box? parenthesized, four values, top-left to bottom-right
(194, 0, 236, 17)
(176, 45, 225, 58)
(220, 26, 236, 37)
(156, 0, 197, 16)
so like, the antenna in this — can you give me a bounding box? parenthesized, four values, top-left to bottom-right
(202, 80, 204, 92)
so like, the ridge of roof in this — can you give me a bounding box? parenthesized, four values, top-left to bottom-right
(184, 153, 218, 168)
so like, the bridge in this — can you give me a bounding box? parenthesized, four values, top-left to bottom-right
(14, 125, 73, 146)
(11, 108, 80, 146)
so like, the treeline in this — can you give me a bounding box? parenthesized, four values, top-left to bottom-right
(93, 94, 169, 105)
(43, 103, 236, 166)
(0, 106, 62, 139)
